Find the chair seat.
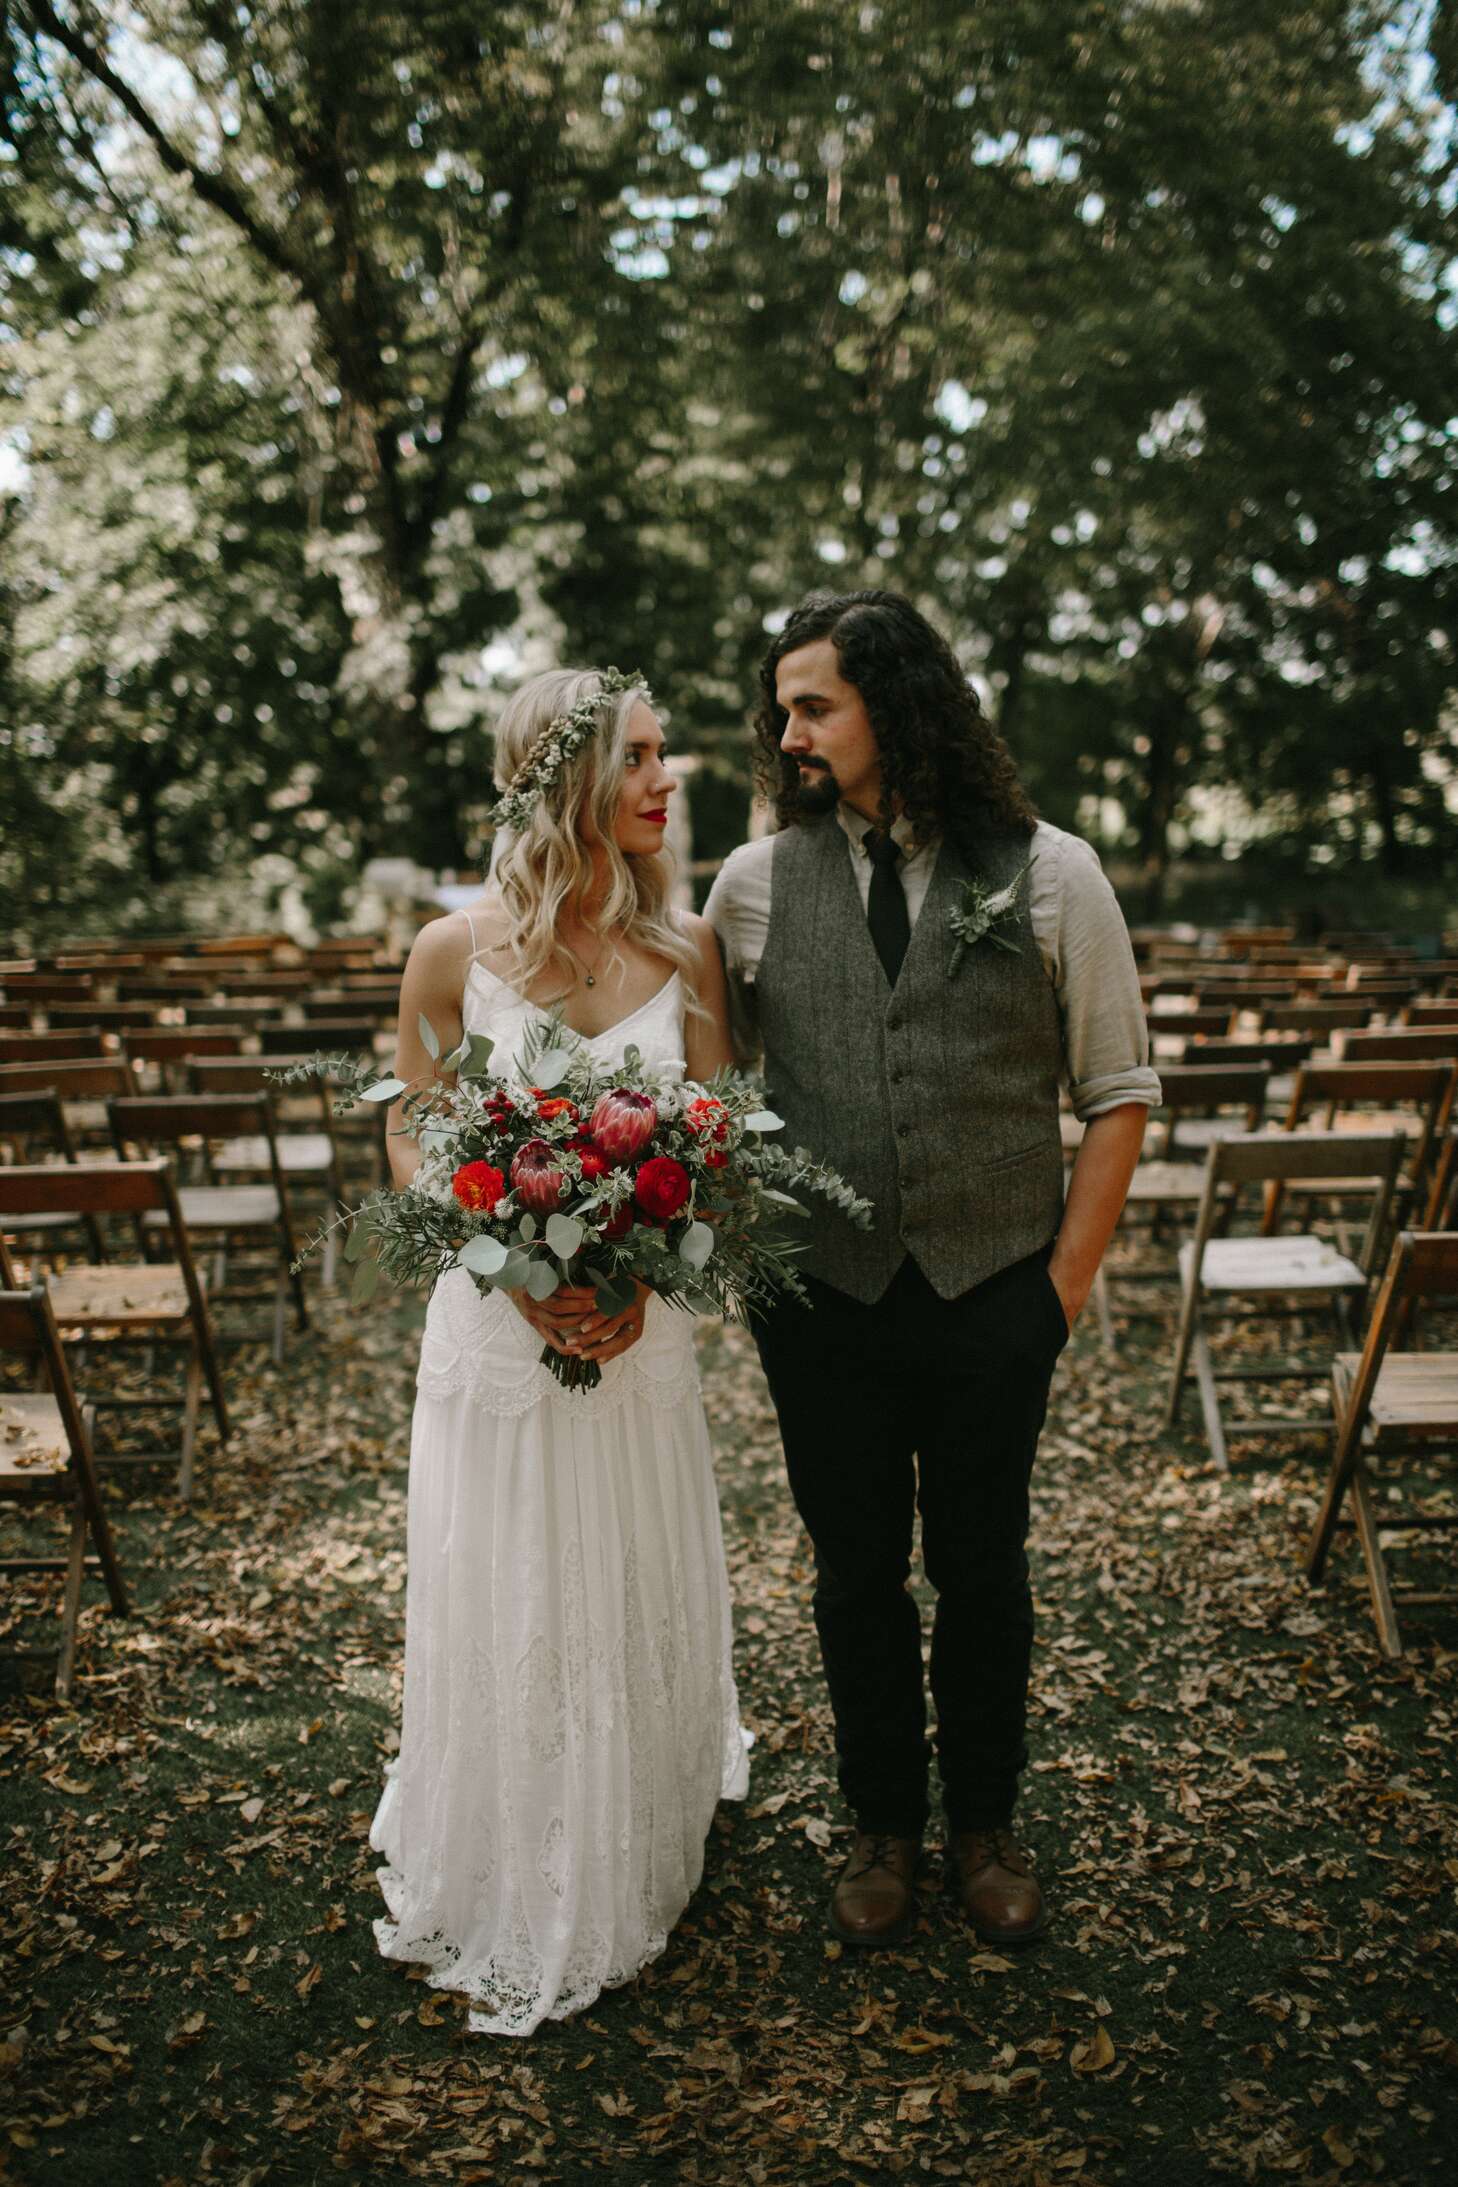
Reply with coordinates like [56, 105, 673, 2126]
[47, 1262, 195, 1328]
[143, 1185, 280, 1231]
[2, 1209, 88, 1233]
[60, 1100, 109, 1134]
[1180, 1234, 1367, 1293]
[1124, 1160, 1206, 1204]
[1332, 1349, 1458, 1435]
[1166, 1117, 1258, 1151]
[212, 1132, 334, 1175]
[0, 1394, 68, 1479]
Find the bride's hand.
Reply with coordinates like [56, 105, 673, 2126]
[512, 1280, 652, 1364]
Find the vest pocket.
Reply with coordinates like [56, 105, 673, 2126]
[976, 1138, 1053, 1175]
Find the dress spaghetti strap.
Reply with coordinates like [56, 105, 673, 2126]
[461, 906, 481, 962]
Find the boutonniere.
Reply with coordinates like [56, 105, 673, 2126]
[948, 856, 1036, 978]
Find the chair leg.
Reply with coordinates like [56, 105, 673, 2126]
[272, 1272, 287, 1366]
[55, 1499, 88, 1702]
[1305, 1441, 1355, 1584]
[289, 1251, 308, 1332]
[78, 1405, 128, 1615]
[180, 1345, 203, 1505]
[1350, 1462, 1403, 1658]
[1192, 1319, 1230, 1472]
[1163, 1272, 1202, 1429]
[1092, 1264, 1115, 1355]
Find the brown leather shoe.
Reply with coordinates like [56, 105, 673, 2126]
[948, 1826, 1047, 1945]
[829, 1831, 921, 1946]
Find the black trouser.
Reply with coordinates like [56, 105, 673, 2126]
[753, 1247, 1069, 1837]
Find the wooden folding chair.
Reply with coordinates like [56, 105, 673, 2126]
[123, 1026, 248, 1094]
[0, 1284, 128, 1698]
[1405, 1003, 1458, 1030]
[0, 1162, 229, 1501]
[1339, 1027, 1458, 1065]
[1266, 1060, 1457, 1242]
[188, 1057, 345, 1284]
[0, 1057, 139, 1149]
[1305, 1232, 1458, 1657]
[1164, 1131, 1406, 1471]
[0, 1091, 109, 1264]
[109, 1094, 307, 1361]
[0, 1031, 112, 1064]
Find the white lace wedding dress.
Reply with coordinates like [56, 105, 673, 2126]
[370, 956, 750, 2036]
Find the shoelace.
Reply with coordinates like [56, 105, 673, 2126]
[963, 1826, 1027, 1875]
[847, 1833, 911, 1880]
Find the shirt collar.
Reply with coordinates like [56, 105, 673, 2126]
[836, 804, 929, 860]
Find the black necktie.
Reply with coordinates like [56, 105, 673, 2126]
[864, 828, 910, 986]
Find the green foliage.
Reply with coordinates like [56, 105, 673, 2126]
[4, 1, 1456, 936]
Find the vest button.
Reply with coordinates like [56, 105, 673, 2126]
[896, 1117, 910, 1135]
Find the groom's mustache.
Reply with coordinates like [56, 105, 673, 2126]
[792, 755, 832, 772]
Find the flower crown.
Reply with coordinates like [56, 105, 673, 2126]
[488, 667, 651, 834]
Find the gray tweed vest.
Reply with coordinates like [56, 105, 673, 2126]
[756, 818, 1066, 1304]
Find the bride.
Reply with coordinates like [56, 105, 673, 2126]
[370, 666, 750, 2036]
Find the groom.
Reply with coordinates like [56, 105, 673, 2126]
[706, 589, 1158, 1947]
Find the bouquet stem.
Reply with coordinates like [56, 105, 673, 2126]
[540, 1342, 603, 1393]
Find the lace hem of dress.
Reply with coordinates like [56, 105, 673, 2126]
[416, 1270, 702, 1420]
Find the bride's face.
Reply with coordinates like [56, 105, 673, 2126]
[596, 700, 678, 857]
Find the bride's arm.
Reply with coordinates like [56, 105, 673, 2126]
[680, 912, 735, 1081]
[385, 915, 468, 1190]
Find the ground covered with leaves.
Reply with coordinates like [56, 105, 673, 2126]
[2, 1270, 1456, 2187]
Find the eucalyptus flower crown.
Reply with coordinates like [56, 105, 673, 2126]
[488, 667, 652, 834]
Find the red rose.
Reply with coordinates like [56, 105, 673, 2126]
[576, 1144, 611, 1181]
[634, 1155, 692, 1222]
[703, 1149, 728, 1169]
[684, 1096, 730, 1143]
[600, 1202, 633, 1240]
[452, 1160, 506, 1213]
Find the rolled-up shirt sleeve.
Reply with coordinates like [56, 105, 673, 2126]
[1030, 824, 1161, 1120]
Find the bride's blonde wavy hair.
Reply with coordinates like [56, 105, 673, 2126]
[487, 667, 702, 1012]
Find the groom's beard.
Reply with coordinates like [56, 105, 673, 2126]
[789, 757, 840, 818]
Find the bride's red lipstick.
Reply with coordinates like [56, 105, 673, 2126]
[642, 809, 669, 824]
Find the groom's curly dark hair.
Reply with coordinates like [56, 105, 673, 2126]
[753, 589, 1037, 850]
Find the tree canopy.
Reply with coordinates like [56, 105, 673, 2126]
[4, 0, 1455, 932]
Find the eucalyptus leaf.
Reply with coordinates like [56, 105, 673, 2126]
[532, 1046, 574, 1089]
[496, 1248, 532, 1289]
[350, 1255, 380, 1306]
[458, 1031, 496, 1081]
[525, 1258, 560, 1302]
[361, 1077, 407, 1104]
[418, 1012, 440, 1061]
[762, 1187, 806, 1213]
[518, 1213, 538, 1243]
[678, 1220, 716, 1271]
[457, 1233, 509, 1275]
[545, 1212, 584, 1261]
[343, 1220, 369, 1264]
[742, 1108, 784, 1132]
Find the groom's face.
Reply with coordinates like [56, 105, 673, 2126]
[775, 638, 883, 821]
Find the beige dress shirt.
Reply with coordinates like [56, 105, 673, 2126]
[704, 807, 1161, 1121]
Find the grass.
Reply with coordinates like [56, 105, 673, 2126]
[2, 1254, 1456, 2187]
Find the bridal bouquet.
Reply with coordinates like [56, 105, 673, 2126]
[273, 1013, 872, 1391]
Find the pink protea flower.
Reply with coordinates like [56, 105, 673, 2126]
[510, 1138, 568, 1212]
[588, 1088, 658, 1164]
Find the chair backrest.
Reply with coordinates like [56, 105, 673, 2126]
[1148, 1007, 1232, 1040]
[1286, 1058, 1452, 1112]
[0, 1006, 31, 1029]
[0, 1156, 174, 1216]
[0, 1032, 112, 1064]
[1339, 1026, 1458, 1064]
[0, 1058, 138, 1100]
[256, 1019, 380, 1053]
[1196, 984, 1297, 1009]
[1154, 1064, 1272, 1114]
[43, 1002, 160, 1029]
[3, 975, 93, 1002]
[124, 1028, 249, 1065]
[0, 1089, 79, 1159]
[1260, 1003, 1373, 1035]
[1404, 1002, 1458, 1028]
[109, 1093, 278, 1147]
[1180, 1038, 1314, 1070]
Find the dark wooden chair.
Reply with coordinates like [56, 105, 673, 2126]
[0, 1091, 108, 1264]
[1164, 1131, 1405, 1471]
[123, 1026, 249, 1094]
[0, 1032, 112, 1065]
[0, 1162, 229, 1501]
[0, 1284, 129, 1698]
[1306, 1232, 1458, 1657]
[1267, 1060, 1457, 1244]
[108, 1094, 307, 1361]
[1338, 1026, 1458, 1065]
[189, 1058, 345, 1284]
[0, 1057, 140, 1147]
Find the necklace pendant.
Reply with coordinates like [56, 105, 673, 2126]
[585, 972, 595, 987]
